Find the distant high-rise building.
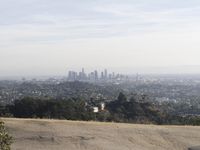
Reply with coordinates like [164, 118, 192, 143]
[77, 68, 86, 80]
[101, 72, 104, 79]
[92, 72, 95, 79]
[109, 74, 112, 80]
[68, 71, 72, 80]
[104, 69, 108, 79]
[94, 70, 98, 80]
[90, 72, 95, 80]
[78, 72, 82, 80]
[68, 71, 77, 81]
[82, 68, 85, 74]
[112, 72, 115, 79]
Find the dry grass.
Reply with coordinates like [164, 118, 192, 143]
[1, 118, 200, 150]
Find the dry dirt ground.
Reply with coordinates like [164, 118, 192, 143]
[1, 118, 200, 150]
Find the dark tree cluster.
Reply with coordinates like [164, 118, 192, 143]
[107, 92, 166, 124]
[8, 98, 95, 121]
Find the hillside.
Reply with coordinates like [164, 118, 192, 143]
[2, 118, 200, 150]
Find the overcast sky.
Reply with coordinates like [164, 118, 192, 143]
[1, 0, 200, 76]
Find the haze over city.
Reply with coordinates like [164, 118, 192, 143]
[1, 0, 200, 76]
[1, 1, 200, 150]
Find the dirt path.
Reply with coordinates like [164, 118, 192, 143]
[2, 118, 200, 150]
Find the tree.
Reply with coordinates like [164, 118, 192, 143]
[117, 92, 127, 103]
[0, 121, 12, 150]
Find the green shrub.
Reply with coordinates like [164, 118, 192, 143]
[0, 121, 12, 150]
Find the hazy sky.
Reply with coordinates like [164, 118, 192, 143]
[1, 0, 200, 76]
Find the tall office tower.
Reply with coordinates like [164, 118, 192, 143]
[78, 72, 82, 80]
[90, 72, 95, 81]
[101, 72, 104, 79]
[71, 71, 77, 81]
[112, 72, 115, 79]
[82, 68, 85, 74]
[68, 71, 72, 80]
[68, 71, 75, 80]
[104, 69, 108, 79]
[75, 72, 78, 80]
[81, 68, 87, 80]
[109, 74, 112, 80]
[94, 70, 98, 80]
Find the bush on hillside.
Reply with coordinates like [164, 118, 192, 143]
[0, 121, 12, 150]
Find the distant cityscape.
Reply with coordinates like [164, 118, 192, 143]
[67, 68, 129, 81]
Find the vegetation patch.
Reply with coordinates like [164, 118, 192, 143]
[0, 121, 12, 150]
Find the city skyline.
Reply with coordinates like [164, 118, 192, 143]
[67, 68, 128, 81]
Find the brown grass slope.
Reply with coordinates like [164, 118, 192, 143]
[1, 118, 200, 150]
